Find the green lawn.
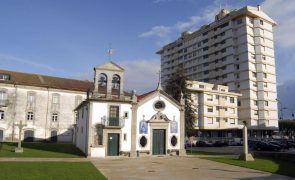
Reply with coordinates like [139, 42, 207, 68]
[0, 162, 106, 180]
[0, 142, 85, 158]
[203, 155, 295, 178]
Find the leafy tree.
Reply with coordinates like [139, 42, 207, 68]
[164, 69, 197, 136]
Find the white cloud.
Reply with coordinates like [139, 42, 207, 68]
[139, 26, 172, 38]
[139, 2, 226, 46]
[0, 53, 62, 72]
[262, 0, 295, 48]
[120, 59, 160, 94]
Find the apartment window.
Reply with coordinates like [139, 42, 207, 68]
[251, 54, 255, 59]
[207, 106, 213, 113]
[75, 95, 83, 107]
[236, 73, 240, 79]
[230, 97, 235, 103]
[27, 112, 34, 121]
[0, 74, 10, 81]
[249, 18, 254, 24]
[221, 48, 226, 53]
[207, 117, 213, 124]
[207, 94, 213, 101]
[0, 110, 4, 120]
[202, 39, 208, 43]
[254, 100, 258, 106]
[0, 90, 7, 102]
[262, 55, 266, 60]
[236, 82, 240, 88]
[198, 42, 202, 47]
[229, 108, 235, 114]
[238, 100, 241, 106]
[230, 118, 235, 124]
[216, 95, 219, 99]
[52, 113, 58, 122]
[254, 110, 258, 116]
[216, 117, 220, 122]
[264, 82, 268, 88]
[253, 82, 257, 87]
[252, 72, 257, 78]
[27, 92, 35, 106]
[263, 73, 267, 78]
[262, 46, 266, 51]
[260, 20, 264, 25]
[237, 18, 242, 24]
[236, 64, 240, 70]
[265, 101, 269, 106]
[199, 85, 205, 88]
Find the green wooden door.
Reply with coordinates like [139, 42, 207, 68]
[107, 133, 119, 156]
[152, 129, 166, 155]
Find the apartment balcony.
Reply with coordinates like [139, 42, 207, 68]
[0, 99, 8, 107]
[101, 116, 125, 128]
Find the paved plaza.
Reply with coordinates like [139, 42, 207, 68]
[91, 156, 292, 180]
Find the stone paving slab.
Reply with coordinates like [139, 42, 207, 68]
[90, 156, 293, 180]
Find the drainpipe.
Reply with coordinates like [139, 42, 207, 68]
[12, 83, 18, 142]
[44, 87, 50, 141]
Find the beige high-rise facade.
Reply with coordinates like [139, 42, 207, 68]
[158, 6, 278, 135]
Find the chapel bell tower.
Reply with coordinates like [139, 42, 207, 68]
[93, 61, 125, 99]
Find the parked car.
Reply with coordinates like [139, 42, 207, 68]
[195, 140, 213, 147]
[213, 140, 228, 147]
[253, 141, 281, 151]
[269, 141, 289, 150]
[185, 141, 195, 148]
[248, 140, 260, 149]
[228, 140, 242, 146]
[287, 140, 295, 148]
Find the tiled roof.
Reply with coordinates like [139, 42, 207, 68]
[0, 69, 93, 92]
[137, 90, 156, 101]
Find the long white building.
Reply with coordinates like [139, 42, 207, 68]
[0, 69, 90, 142]
[158, 6, 278, 136]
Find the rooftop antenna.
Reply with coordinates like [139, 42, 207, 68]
[157, 70, 162, 90]
[108, 44, 114, 61]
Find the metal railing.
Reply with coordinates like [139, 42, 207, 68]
[101, 116, 125, 127]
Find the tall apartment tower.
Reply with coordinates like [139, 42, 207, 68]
[157, 6, 278, 135]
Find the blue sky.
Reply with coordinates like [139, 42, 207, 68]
[0, 0, 295, 97]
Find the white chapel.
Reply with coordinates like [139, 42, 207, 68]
[74, 61, 186, 157]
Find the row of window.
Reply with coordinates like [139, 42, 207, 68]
[0, 91, 83, 106]
[207, 106, 236, 114]
[0, 110, 61, 122]
[207, 117, 236, 124]
[206, 95, 235, 103]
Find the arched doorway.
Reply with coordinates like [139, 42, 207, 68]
[24, 130, 34, 142]
[50, 130, 58, 142]
[0, 130, 3, 142]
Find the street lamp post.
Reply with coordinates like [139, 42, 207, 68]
[277, 99, 287, 120]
